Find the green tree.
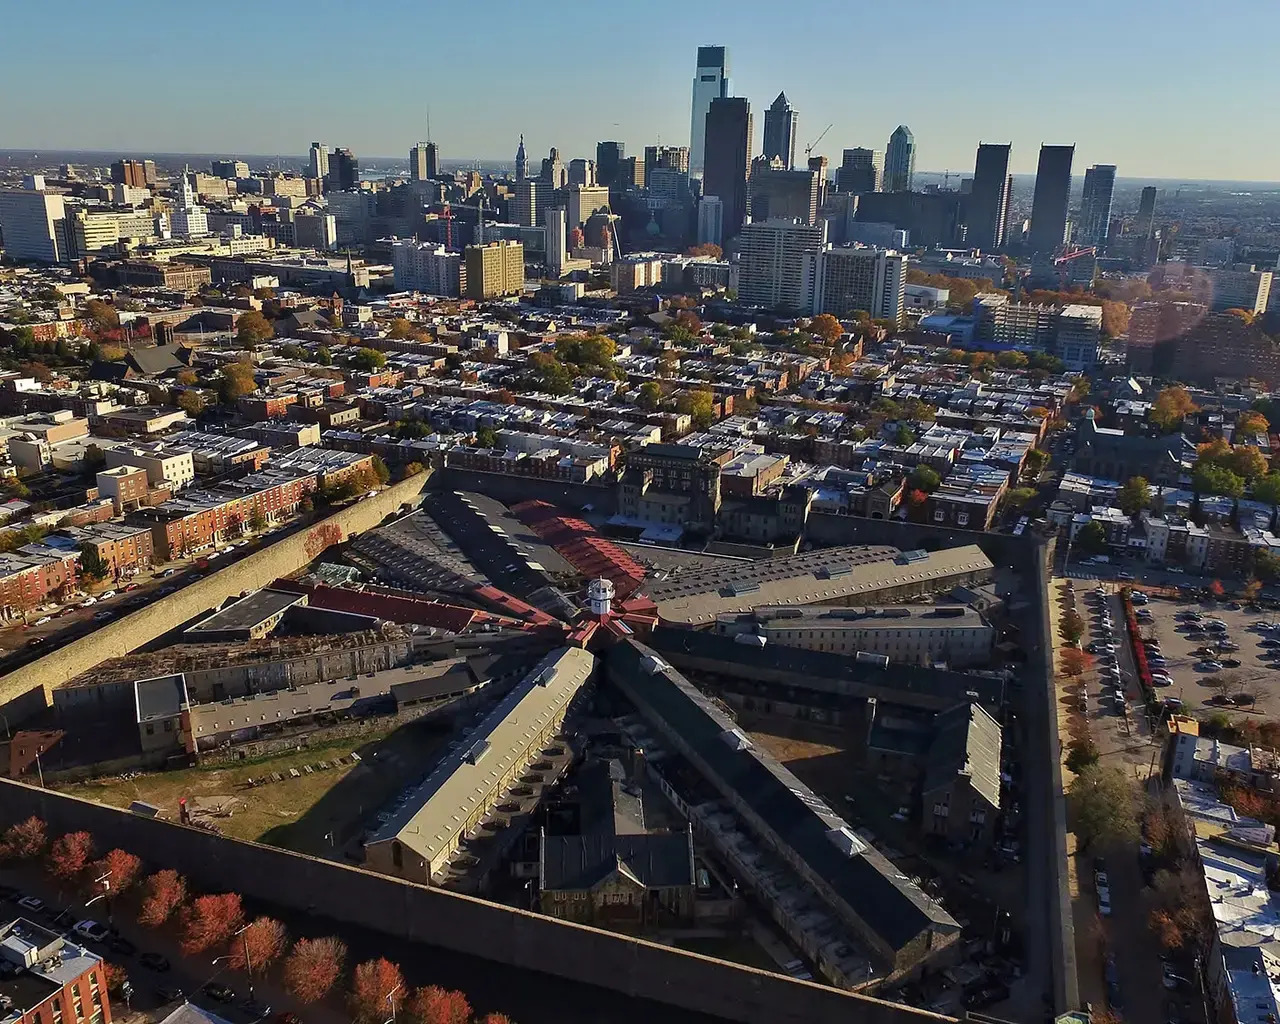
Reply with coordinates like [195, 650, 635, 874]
[676, 389, 716, 428]
[78, 544, 109, 581]
[249, 507, 268, 533]
[1118, 476, 1152, 516]
[995, 350, 1028, 369]
[350, 347, 387, 371]
[1075, 520, 1109, 556]
[385, 318, 412, 340]
[1192, 462, 1245, 499]
[1004, 486, 1037, 509]
[177, 391, 204, 417]
[236, 310, 274, 346]
[893, 423, 916, 445]
[1060, 608, 1086, 644]
[1254, 473, 1280, 510]
[1068, 765, 1139, 850]
[218, 361, 257, 404]
[907, 465, 941, 493]
[474, 426, 498, 448]
[1150, 386, 1198, 432]
[1065, 738, 1100, 774]
[370, 456, 391, 485]
[315, 346, 332, 365]
[636, 381, 663, 411]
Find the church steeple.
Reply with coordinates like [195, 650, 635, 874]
[515, 134, 528, 182]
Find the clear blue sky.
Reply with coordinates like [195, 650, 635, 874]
[1, 0, 1273, 181]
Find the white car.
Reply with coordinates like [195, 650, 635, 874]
[72, 920, 108, 942]
[99, 590, 117, 600]
[1097, 889, 1112, 916]
[34, 616, 51, 626]
[80, 596, 97, 607]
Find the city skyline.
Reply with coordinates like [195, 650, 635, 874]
[1, 0, 1276, 182]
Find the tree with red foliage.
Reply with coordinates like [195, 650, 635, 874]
[178, 893, 244, 955]
[1060, 648, 1094, 678]
[90, 849, 142, 897]
[1209, 579, 1225, 598]
[304, 521, 343, 559]
[283, 936, 346, 1004]
[349, 958, 404, 1023]
[137, 870, 186, 927]
[407, 986, 472, 1024]
[103, 962, 130, 998]
[228, 917, 288, 978]
[480, 1015, 514, 1024]
[0, 816, 47, 860]
[46, 832, 94, 888]
[674, 309, 702, 334]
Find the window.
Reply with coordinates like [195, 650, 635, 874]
[391, 841, 403, 869]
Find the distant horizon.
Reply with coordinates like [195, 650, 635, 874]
[2, 149, 1278, 190]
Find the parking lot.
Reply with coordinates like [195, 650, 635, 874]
[1127, 594, 1280, 718]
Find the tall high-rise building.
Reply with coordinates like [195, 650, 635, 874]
[409, 143, 430, 182]
[308, 143, 329, 182]
[464, 240, 524, 299]
[425, 142, 439, 179]
[515, 135, 528, 182]
[762, 92, 798, 170]
[1028, 144, 1075, 253]
[884, 126, 916, 193]
[328, 149, 359, 191]
[1078, 164, 1116, 247]
[211, 159, 249, 180]
[512, 179, 541, 228]
[697, 196, 724, 247]
[546, 207, 567, 277]
[703, 96, 752, 242]
[568, 159, 596, 187]
[392, 241, 463, 296]
[596, 142, 625, 188]
[737, 218, 827, 310]
[749, 166, 820, 225]
[806, 244, 908, 324]
[644, 145, 690, 180]
[689, 45, 730, 177]
[966, 143, 1012, 250]
[111, 159, 147, 189]
[618, 157, 645, 190]
[171, 170, 208, 238]
[836, 149, 882, 194]
[0, 176, 69, 263]
[568, 185, 610, 230]
[808, 155, 829, 206]
[541, 148, 566, 189]
[1134, 186, 1158, 240]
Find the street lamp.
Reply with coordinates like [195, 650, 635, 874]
[232, 923, 255, 1001]
[85, 873, 112, 925]
[382, 981, 403, 1024]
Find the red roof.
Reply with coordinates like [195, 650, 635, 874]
[512, 500, 647, 599]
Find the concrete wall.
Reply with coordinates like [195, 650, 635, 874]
[805, 511, 1035, 568]
[0, 780, 955, 1024]
[434, 467, 615, 515]
[0, 473, 431, 725]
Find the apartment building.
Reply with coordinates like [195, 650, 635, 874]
[0, 917, 114, 1024]
[0, 176, 69, 263]
[464, 240, 524, 299]
[105, 444, 196, 489]
[736, 219, 826, 311]
[806, 244, 908, 324]
[391, 241, 464, 297]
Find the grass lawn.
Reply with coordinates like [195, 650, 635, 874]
[55, 730, 395, 847]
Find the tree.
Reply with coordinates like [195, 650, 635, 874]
[1255, 472, 1280, 509]
[351, 347, 388, 371]
[1075, 520, 1109, 556]
[1191, 462, 1244, 499]
[386, 318, 413, 340]
[1004, 487, 1036, 509]
[893, 423, 916, 445]
[78, 544, 110, 582]
[315, 346, 332, 365]
[0, 816, 46, 860]
[228, 916, 288, 977]
[178, 893, 244, 955]
[218, 361, 257, 403]
[1118, 476, 1152, 516]
[236, 311, 274, 346]
[1065, 737, 1100, 774]
[46, 831, 94, 887]
[809, 314, 844, 345]
[1060, 609, 1086, 645]
[1149, 909, 1187, 951]
[284, 936, 347, 1004]
[350, 958, 405, 1024]
[907, 465, 940, 493]
[676, 389, 715, 428]
[177, 391, 204, 417]
[686, 243, 722, 259]
[474, 426, 498, 448]
[1148, 867, 1210, 950]
[1256, 549, 1280, 583]
[1238, 410, 1270, 439]
[995, 350, 1028, 369]
[91, 849, 141, 896]
[636, 381, 662, 411]
[1068, 764, 1139, 850]
[1023, 448, 1050, 476]
[1100, 299, 1130, 339]
[1061, 648, 1093, 678]
[249, 506, 268, 533]
[103, 962, 129, 999]
[407, 986, 472, 1024]
[83, 299, 120, 332]
[137, 870, 186, 927]
[1244, 578, 1263, 602]
[1227, 446, 1268, 480]
[479, 1016, 514, 1024]
[1150, 386, 1198, 431]
[1209, 578, 1225, 599]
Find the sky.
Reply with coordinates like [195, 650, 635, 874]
[1, 0, 1276, 182]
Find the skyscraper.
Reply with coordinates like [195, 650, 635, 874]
[0, 176, 68, 263]
[1134, 186, 1158, 240]
[689, 45, 730, 177]
[966, 143, 1012, 250]
[541, 148, 566, 189]
[749, 165, 820, 225]
[546, 207, 567, 277]
[328, 149, 359, 191]
[568, 159, 596, 187]
[737, 219, 827, 310]
[308, 142, 329, 182]
[515, 135, 528, 182]
[703, 97, 752, 242]
[644, 146, 690, 180]
[1078, 164, 1116, 247]
[111, 159, 147, 189]
[1028, 144, 1075, 253]
[425, 142, 440, 180]
[697, 196, 724, 247]
[884, 126, 916, 193]
[409, 143, 430, 182]
[596, 142, 625, 188]
[762, 92, 798, 170]
[836, 149, 881, 194]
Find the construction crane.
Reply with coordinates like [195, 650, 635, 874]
[804, 123, 834, 160]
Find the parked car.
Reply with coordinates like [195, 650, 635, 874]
[156, 986, 184, 1003]
[204, 982, 236, 1003]
[1097, 889, 1112, 916]
[139, 953, 170, 972]
[99, 590, 116, 600]
[107, 935, 136, 957]
[33, 616, 51, 626]
[72, 920, 108, 943]
[1200, 660, 1224, 671]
